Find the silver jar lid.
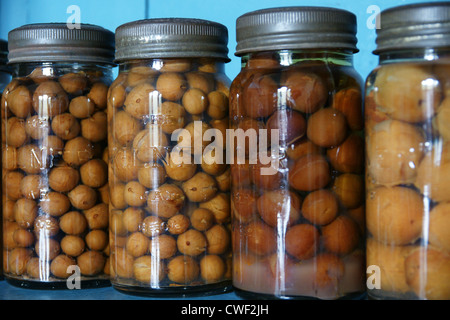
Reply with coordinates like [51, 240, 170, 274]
[374, 2, 450, 54]
[114, 18, 230, 62]
[235, 6, 358, 56]
[7, 23, 115, 65]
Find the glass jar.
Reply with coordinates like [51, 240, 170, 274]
[1, 39, 12, 279]
[230, 7, 366, 300]
[109, 18, 232, 296]
[2, 23, 115, 289]
[365, 2, 450, 300]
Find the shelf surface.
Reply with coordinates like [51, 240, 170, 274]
[0, 279, 242, 300]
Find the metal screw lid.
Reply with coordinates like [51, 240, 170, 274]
[114, 18, 230, 62]
[7, 23, 115, 65]
[235, 6, 358, 56]
[374, 2, 450, 54]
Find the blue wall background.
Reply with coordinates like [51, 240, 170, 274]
[0, 0, 445, 81]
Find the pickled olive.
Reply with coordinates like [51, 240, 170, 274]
[41, 135, 64, 157]
[332, 173, 364, 209]
[110, 210, 127, 237]
[250, 159, 283, 191]
[123, 181, 147, 207]
[33, 215, 60, 237]
[199, 193, 230, 224]
[113, 110, 143, 145]
[122, 207, 145, 233]
[111, 247, 134, 279]
[8, 248, 32, 275]
[149, 234, 177, 259]
[68, 185, 97, 210]
[6, 85, 33, 118]
[83, 203, 109, 230]
[69, 96, 96, 119]
[48, 165, 80, 192]
[186, 71, 214, 93]
[367, 120, 425, 186]
[156, 72, 187, 101]
[256, 190, 301, 227]
[110, 183, 127, 209]
[244, 221, 276, 256]
[126, 232, 150, 257]
[285, 224, 320, 260]
[17, 143, 48, 174]
[404, 247, 450, 300]
[288, 154, 331, 192]
[19, 174, 43, 200]
[133, 127, 168, 162]
[59, 72, 88, 95]
[283, 70, 328, 114]
[167, 214, 190, 235]
[332, 87, 363, 131]
[87, 82, 109, 109]
[182, 172, 218, 202]
[321, 215, 360, 255]
[167, 255, 199, 284]
[374, 64, 442, 123]
[182, 88, 208, 115]
[61, 235, 85, 257]
[133, 256, 165, 283]
[141, 215, 165, 238]
[6, 117, 28, 148]
[207, 90, 228, 119]
[215, 167, 230, 192]
[306, 108, 348, 148]
[160, 59, 192, 73]
[112, 148, 140, 182]
[80, 111, 107, 142]
[232, 188, 258, 223]
[3, 145, 18, 171]
[366, 186, 424, 245]
[177, 229, 207, 256]
[243, 74, 278, 118]
[301, 189, 339, 225]
[266, 109, 306, 144]
[137, 162, 167, 189]
[147, 184, 185, 219]
[366, 238, 415, 293]
[77, 250, 106, 276]
[35, 238, 61, 260]
[190, 208, 215, 231]
[124, 83, 156, 119]
[50, 255, 76, 279]
[158, 101, 186, 134]
[59, 211, 88, 235]
[429, 202, 450, 252]
[79, 159, 108, 188]
[4, 171, 24, 200]
[200, 255, 226, 282]
[414, 143, 450, 202]
[326, 133, 364, 174]
[62, 136, 95, 166]
[14, 198, 38, 229]
[13, 228, 35, 248]
[109, 84, 126, 108]
[32, 81, 69, 117]
[25, 115, 51, 140]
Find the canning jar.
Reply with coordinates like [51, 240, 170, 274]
[230, 7, 366, 300]
[1, 39, 11, 279]
[365, 2, 450, 300]
[2, 23, 115, 289]
[108, 18, 232, 296]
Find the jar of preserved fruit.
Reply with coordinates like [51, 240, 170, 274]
[1, 39, 12, 279]
[2, 23, 115, 288]
[109, 18, 232, 296]
[230, 7, 366, 300]
[365, 2, 450, 300]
